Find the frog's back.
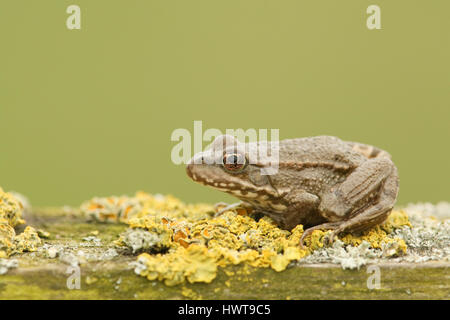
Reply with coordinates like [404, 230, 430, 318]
[279, 135, 363, 167]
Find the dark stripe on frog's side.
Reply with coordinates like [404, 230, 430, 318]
[276, 161, 355, 172]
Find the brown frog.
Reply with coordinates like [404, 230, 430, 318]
[186, 135, 399, 246]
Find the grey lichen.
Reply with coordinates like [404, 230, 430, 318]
[0, 258, 18, 275]
[101, 248, 119, 260]
[47, 247, 60, 259]
[403, 202, 450, 220]
[298, 202, 450, 269]
[59, 252, 80, 267]
[118, 228, 171, 254]
[391, 202, 450, 263]
[40, 244, 64, 259]
[299, 240, 382, 269]
[132, 254, 148, 275]
[81, 236, 102, 247]
[59, 248, 120, 265]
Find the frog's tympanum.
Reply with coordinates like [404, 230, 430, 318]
[186, 135, 399, 246]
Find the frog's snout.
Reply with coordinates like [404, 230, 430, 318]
[186, 161, 195, 179]
[186, 154, 203, 181]
[186, 159, 195, 179]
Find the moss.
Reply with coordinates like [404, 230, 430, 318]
[44, 221, 127, 242]
[0, 263, 448, 300]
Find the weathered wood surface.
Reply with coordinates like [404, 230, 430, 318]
[0, 208, 448, 300]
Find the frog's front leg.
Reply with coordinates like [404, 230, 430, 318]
[279, 191, 321, 230]
[301, 157, 399, 246]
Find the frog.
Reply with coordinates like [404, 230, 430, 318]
[186, 135, 399, 247]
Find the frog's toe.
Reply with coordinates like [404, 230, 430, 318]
[214, 202, 230, 211]
[213, 201, 243, 217]
[299, 222, 342, 249]
[324, 229, 342, 245]
[299, 229, 314, 249]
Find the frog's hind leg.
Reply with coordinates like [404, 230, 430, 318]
[308, 157, 399, 245]
[324, 178, 397, 245]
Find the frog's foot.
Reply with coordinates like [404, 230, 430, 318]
[323, 226, 346, 245]
[299, 222, 342, 249]
[213, 202, 244, 217]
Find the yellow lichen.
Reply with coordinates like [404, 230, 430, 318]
[381, 210, 412, 234]
[85, 276, 99, 285]
[136, 244, 217, 286]
[0, 219, 16, 258]
[0, 188, 43, 258]
[81, 193, 214, 224]
[81, 192, 412, 285]
[0, 187, 25, 228]
[339, 212, 410, 255]
[80, 195, 142, 223]
[12, 226, 43, 254]
[181, 287, 202, 300]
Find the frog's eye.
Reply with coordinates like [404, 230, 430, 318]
[222, 153, 247, 173]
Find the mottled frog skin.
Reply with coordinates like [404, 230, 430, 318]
[186, 135, 399, 245]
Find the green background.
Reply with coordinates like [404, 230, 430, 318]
[1, 1, 448, 207]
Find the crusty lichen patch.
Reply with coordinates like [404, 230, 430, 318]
[0, 195, 446, 299]
[0, 219, 16, 258]
[0, 187, 25, 228]
[134, 244, 217, 286]
[80, 195, 142, 223]
[0, 188, 43, 259]
[391, 203, 449, 262]
[300, 206, 449, 268]
[81, 192, 212, 223]
[82, 192, 415, 286]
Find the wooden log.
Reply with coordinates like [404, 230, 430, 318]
[0, 208, 448, 300]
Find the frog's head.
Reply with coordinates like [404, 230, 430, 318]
[186, 135, 279, 201]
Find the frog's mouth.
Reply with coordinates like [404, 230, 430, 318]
[186, 162, 241, 191]
[187, 162, 288, 214]
[186, 162, 284, 206]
